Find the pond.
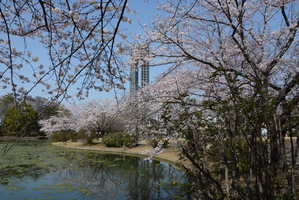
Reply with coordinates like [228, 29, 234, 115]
[0, 140, 192, 200]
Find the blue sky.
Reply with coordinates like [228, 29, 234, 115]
[0, 0, 164, 105]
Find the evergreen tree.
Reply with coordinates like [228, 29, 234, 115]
[3, 103, 39, 136]
[0, 93, 15, 123]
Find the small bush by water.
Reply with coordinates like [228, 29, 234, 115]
[102, 132, 137, 147]
[148, 138, 169, 148]
[76, 129, 99, 145]
[50, 132, 73, 142]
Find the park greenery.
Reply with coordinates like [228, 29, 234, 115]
[102, 132, 138, 148]
[2, 103, 39, 136]
[0, 0, 298, 200]
[0, 94, 60, 137]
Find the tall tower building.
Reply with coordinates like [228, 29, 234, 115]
[130, 62, 139, 94]
[141, 61, 149, 88]
[141, 43, 149, 88]
[130, 42, 150, 94]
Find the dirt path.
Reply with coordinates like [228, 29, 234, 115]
[52, 141, 182, 165]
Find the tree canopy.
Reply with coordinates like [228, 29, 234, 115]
[125, 0, 299, 199]
[0, 0, 129, 101]
[2, 103, 39, 136]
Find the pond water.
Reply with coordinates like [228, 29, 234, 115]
[0, 141, 192, 200]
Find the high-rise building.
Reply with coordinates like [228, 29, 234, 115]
[130, 62, 139, 94]
[141, 60, 149, 88]
[130, 42, 149, 94]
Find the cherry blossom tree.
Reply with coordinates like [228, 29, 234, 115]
[124, 68, 202, 138]
[39, 99, 124, 142]
[74, 99, 124, 135]
[132, 0, 299, 199]
[0, 0, 130, 102]
[39, 108, 75, 134]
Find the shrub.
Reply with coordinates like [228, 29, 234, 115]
[148, 138, 169, 148]
[50, 132, 69, 142]
[76, 129, 98, 145]
[102, 132, 138, 148]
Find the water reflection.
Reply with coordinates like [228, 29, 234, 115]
[56, 152, 187, 199]
[0, 141, 191, 200]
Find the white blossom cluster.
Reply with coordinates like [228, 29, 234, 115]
[39, 99, 121, 135]
[0, 0, 131, 101]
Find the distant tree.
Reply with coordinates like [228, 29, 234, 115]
[78, 99, 124, 136]
[25, 96, 61, 120]
[3, 103, 40, 136]
[39, 99, 124, 142]
[0, 94, 61, 134]
[0, 93, 15, 123]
